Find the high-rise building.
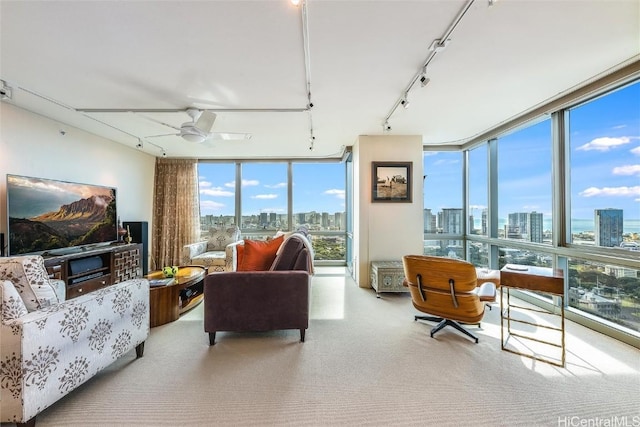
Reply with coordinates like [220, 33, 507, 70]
[423, 208, 434, 232]
[322, 212, 329, 228]
[481, 209, 488, 235]
[260, 212, 268, 227]
[595, 209, 623, 247]
[506, 211, 543, 242]
[441, 208, 463, 234]
[296, 213, 306, 226]
[508, 212, 529, 239]
[335, 212, 344, 230]
[441, 208, 462, 250]
[528, 211, 544, 243]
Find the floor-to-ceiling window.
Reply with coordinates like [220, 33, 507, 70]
[497, 117, 552, 249]
[567, 81, 639, 249]
[423, 151, 463, 258]
[467, 144, 489, 267]
[292, 162, 346, 261]
[197, 162, 236, 239]
[197, 160, 347, 264]
[451, 74, 640, 344]
[240, 163, 289, 234]
[566, 80, 640, 332]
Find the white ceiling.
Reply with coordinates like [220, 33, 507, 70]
[1, 0, 638, 159]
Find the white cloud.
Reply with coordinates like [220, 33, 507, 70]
[200, 200, 226, 210]
[200, 187, 234, 197]
[576, 136, 630, 151]
[579, 186, 640, 197]
[325, 189, 345, 199]
[612, 164, 640, 176]
[199, 180, 212, 188]
[242, 179, 259, 187]
[252, 194, 278, 200]
[224, 181, 235, 188]
[631, 146, 640, 156]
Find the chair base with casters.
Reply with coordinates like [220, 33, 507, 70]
[414, 315, 479, 343]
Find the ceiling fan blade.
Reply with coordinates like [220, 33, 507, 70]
[135, 112, 182, 131]
[209, 132, 252, 141]
[195, 111, 217, 133]
[145, 133, 180, 138]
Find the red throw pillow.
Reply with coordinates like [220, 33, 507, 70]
[238, 235, 284, 271]
[236, 244, 245, 268]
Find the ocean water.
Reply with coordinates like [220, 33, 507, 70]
[487, 218, 640, 234]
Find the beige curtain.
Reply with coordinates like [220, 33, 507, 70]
[151, 159, 200, 270]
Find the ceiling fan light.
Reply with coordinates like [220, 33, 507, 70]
[182, 133, 205, 143]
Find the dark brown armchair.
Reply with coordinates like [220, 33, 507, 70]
[203, 233, 313, 345]
[402, 255, 496, 343]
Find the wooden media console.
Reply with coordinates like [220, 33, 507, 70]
[43, 243, 143, 299]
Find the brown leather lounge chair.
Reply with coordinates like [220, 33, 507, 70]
[402, 255, 496, 343]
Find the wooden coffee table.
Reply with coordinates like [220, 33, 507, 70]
[146, 265, 206, 327]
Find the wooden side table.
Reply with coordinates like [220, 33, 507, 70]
[500, 264, 565, 367]
[146, 266, 206, 328]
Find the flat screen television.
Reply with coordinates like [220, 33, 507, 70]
[6, 174, 118, 256]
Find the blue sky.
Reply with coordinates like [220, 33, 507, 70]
[426, 81, 639, 222]
[198, 162, 345, 217]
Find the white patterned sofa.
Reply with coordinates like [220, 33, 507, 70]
[0, 256, 149, 427]
[182, 226, 241, 272]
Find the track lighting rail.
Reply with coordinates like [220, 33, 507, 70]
[76, 108, 309, 113]
[382, 0, 475, 127]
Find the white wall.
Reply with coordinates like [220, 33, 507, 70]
[353, 135, 424, 288]
[0, 103, 156, 253]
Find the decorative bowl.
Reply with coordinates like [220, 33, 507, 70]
[162, 266, 179, 278]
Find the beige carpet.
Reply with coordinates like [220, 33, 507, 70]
[15, 268, 640, 427]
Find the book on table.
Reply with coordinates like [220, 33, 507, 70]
[148, 278, 175, 287]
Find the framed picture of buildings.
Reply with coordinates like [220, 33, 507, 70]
[372, 161, 412, 203]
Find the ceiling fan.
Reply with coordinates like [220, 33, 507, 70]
[143, 108, 252, 144]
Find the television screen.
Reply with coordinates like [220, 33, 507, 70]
[7, 174, 118, 256]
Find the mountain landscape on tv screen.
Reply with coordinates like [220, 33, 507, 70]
[8, 178, 117, 255]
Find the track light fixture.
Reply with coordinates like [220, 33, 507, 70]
[161, 150, 167, 158]
[400, 93, 410, 109]
[135, 138, 144, 149]
[381, 1, 472, 132]
[419, 67, 430, 88]
[290, 0, 301, 6]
